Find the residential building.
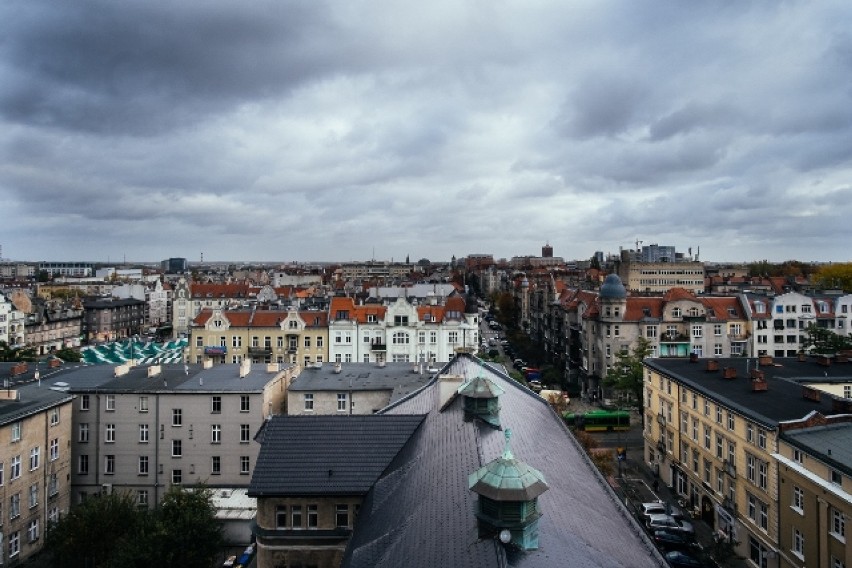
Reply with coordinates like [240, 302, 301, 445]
[23, 299, 84, 355]
[81, 297, 146, 343]
[38, 262, 94, 278]
[189, 308, 328, 366]
[287, 361, 432, 416]
[774, 414, 851, 568]
[643, 355, 850, 564]
[64, 361, 297, 508]
[250, 354, 667, 568]
[0, 362, 74, 565]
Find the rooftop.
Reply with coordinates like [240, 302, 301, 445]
[288, 362, 433, 404]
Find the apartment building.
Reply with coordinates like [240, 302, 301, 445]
[0, 362, 74, 565]
[64, 361, 296, 508]
[189, 308, 328, 367]
[286, 361, 433, 416]
[328, 295, 479, 365]
[81, 296, 146, 342]
[774, 414, 851, 568]
[643, 355, 849, 564]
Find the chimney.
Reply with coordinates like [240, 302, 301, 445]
[114, 364, 130, 377]
[266, 362, 280, 373]
[689, 353, 699, 363]
[705, 360, 719, 372]
[817, 356, 831, 367]
[10, 362, 28, 376]
[147, 365, 162, 378]
[203, 359, 213, 369]
[0, 389, 19, 401]
[758, 355, 773, 366]
[438, 373, 465, 410]
[802, 387, 821, 402]
[750, 369, 767, 392]
[49, 358, 62, 369]
[334, 362, 342, 374]
[723, 367, 737, 379]
[239, 360, 251, 378]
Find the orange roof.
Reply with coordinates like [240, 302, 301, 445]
[662, 288, 698, 303]
[624, 298, 664, 321]
[699, 297, 744, 321]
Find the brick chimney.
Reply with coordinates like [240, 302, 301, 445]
[722, 367, 737, 379]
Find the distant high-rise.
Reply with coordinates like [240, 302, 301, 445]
[161, 257, 188, 274]
[541, 243, 553, 258]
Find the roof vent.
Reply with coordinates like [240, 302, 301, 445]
[147, 365, 162, 378]
[334, 363, 342, 374]
[458, 370, 505, 428]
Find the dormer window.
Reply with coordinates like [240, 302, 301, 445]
[367, 314, 377, 323]
[727, 307, 737, 316]
[672, 308, 682, 318]
[688, 308, 699, 317]
[336, 310, 349, 321]
[212, 319, 223, 328]
[754, 301, 765, 314]
[288, 320, 298, 329]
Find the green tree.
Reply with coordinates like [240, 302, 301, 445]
[155, 485, 224, 568]
[603, 337, 652, 412]
[0, 341, 37, 362]
[54, 347, 82, 362]
[802, 324, 852, 355]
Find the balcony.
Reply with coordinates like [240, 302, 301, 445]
[370, 342, 386, 352]
[723, 459, 736, 477]
[660, 332, 690, 343]
[248, 347, 271, 356]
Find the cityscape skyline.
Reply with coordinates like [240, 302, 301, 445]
[2, 2, 852, 264]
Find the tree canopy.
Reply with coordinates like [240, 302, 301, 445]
[0, 340, 37, 362]
[44, 486, 223, 568]
[603, 337, 652, 411]
[802, 324, 852, 355]
[812, 262, 852, 293]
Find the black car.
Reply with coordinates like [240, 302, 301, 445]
[651, 530, 696, 552]
[664, 550, 703, 567]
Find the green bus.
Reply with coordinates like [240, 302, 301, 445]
[563, 409, 630, 432]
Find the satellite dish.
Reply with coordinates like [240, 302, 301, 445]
[499, 529, 512, 544]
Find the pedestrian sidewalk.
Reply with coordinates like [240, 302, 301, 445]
[614, 459, 749, 568]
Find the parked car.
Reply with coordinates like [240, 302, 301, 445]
[664, 550, 704, 567]
[651, 530, 697, 552]
[646, 514, 694, 535]
[639, 501, 687, 523]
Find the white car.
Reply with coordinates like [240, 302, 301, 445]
[639, 501, 686, 522]
[646, 514, 694, 535]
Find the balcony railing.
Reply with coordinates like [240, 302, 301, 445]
[370, 342, 387, 351]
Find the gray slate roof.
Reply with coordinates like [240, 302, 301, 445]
[782, 422, 852, 473]
[288, 362, 432, 404]
[342, 354, 667, 568]
[644, 357, 846, 428]
[0, 363, 75, 425]
[248, 414, 425, 497]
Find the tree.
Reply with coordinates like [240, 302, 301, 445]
[0, 341, 37, 362]
[802, 324, 852, 355]
[54, 347, 82, 362]
[603, 337, 652, 412]
[813, 262, 852, 293]
[44, 486, 223, 568]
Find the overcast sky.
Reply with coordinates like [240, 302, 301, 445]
[2, 1, 851, 265]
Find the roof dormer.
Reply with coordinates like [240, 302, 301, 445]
[457, 371, 504, 428]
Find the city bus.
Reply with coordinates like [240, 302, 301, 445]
[563, 409, 630, 432]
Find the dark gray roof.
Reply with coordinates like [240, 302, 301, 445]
[782, 422, 852, 474]
[644, 357, 845, 428]
[342, 354, 666, 568]
[0, 363, 74, 426]
[28, 362, 295, 394]
[289, 362, 433, 404]
[248, 414, 425, 497]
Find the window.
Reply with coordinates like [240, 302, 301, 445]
[138, 456, 149, 475]
[240, 424, 251, 443]
[211, 456, 221, 475]
[672, 307, 682, 318]
[105, 395, 115, 411]
[716, 406, 722, 424]
[139, 396, 148, 412]
[692, 418, 698, 442]
[30, 447, 40, 470]
[105, 424, 115, 443]
[11, 455, 21, 479]
[704, 425, 711, 449]
[304, 336, 311, 348]
[317, 336, 323, 348]
[291, 504, 302, 527]
[337, 393, 348, 412]
[240, 396, 250, 412]
[307, 504, 318, 528]
[793, 449, 803, 463]
[80, 395, 90, 411]
[211, 396, 222, 413]
[172, 469, 182, 485]
[139, 424, 149, 443]
[792, 528, 804, 559]
[48, 473, 58, 497]
[746, 424, 754, 443]
[10, 493, 20, 518]
[240, 456, 250, 474]
[79, 423, 89, 443]
[831, 507, 846, 541]
[50, 407, 60, 425]
[276, 506, 288, 528]
[137, 490, 149, 507]
[172, 440, 182, 457]
[692, 324, 702, 337]
[50, 438, 59, 461]
[749, 536, 768, 568]
[10, 530, 19, 558]
[172, 408, 182, 426]
[104, 455, 115, 475]
[78, 454, 89, 475]
[336, 504, 349, 527]
[831, 469, 843, 485]
[304, 393, 314, 411]
[196, 335, 203, 347]
[232, 336, 242, 348]
[757, 461, 767, 490]
[11, 421, 21, 442]
[757, 429, 766, 449]
[727, 411, 735, 431]
[392, 331, 409, 344]
[714, 324, 723, 336]
[792, 486, 804, 513]
[29, 483, 38, 508]
[211, 424, 221, 444]
[646, 325, 657, 338]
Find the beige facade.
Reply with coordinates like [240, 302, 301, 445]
[0, 384, 73, 565]
[255, 495, 361, 568]
[618, 261, 705, 294]
[774, 416, 851, 568]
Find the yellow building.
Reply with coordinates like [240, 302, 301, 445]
[643, 355, 847, 565]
